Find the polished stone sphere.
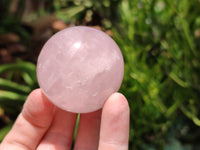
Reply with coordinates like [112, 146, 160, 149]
[37, 26, 124, 113]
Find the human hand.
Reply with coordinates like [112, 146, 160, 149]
[0, 89, 129, 150]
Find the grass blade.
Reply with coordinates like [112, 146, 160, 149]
[0, 78, 31, 94]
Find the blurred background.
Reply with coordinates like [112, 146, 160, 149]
[0, 0, 200, 149]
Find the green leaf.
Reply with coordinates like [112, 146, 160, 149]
[0, 90, 27, 102]
[22, 72, 35, 87]
[59, 5, 85, 18]
[180, 105, 200, 127]
[0, 78, 31, 94]
[0, 61, 37, 83]
[169, 73, 189, 88]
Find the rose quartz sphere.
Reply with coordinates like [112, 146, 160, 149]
[37, 26, 124, 113]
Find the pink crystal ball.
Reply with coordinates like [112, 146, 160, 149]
[37, 26, 124, 113]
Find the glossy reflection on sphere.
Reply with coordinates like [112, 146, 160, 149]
[37, 26, 124, 113]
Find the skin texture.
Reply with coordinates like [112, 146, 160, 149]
[0, 89, 130, 150]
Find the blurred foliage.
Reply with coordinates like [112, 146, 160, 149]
[0, 0, 27, 37]
[0, 61, 37, 140]
[114, 0, 200, 149]
[0, 0, 200, 149]
[54, 0, 121, 28]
